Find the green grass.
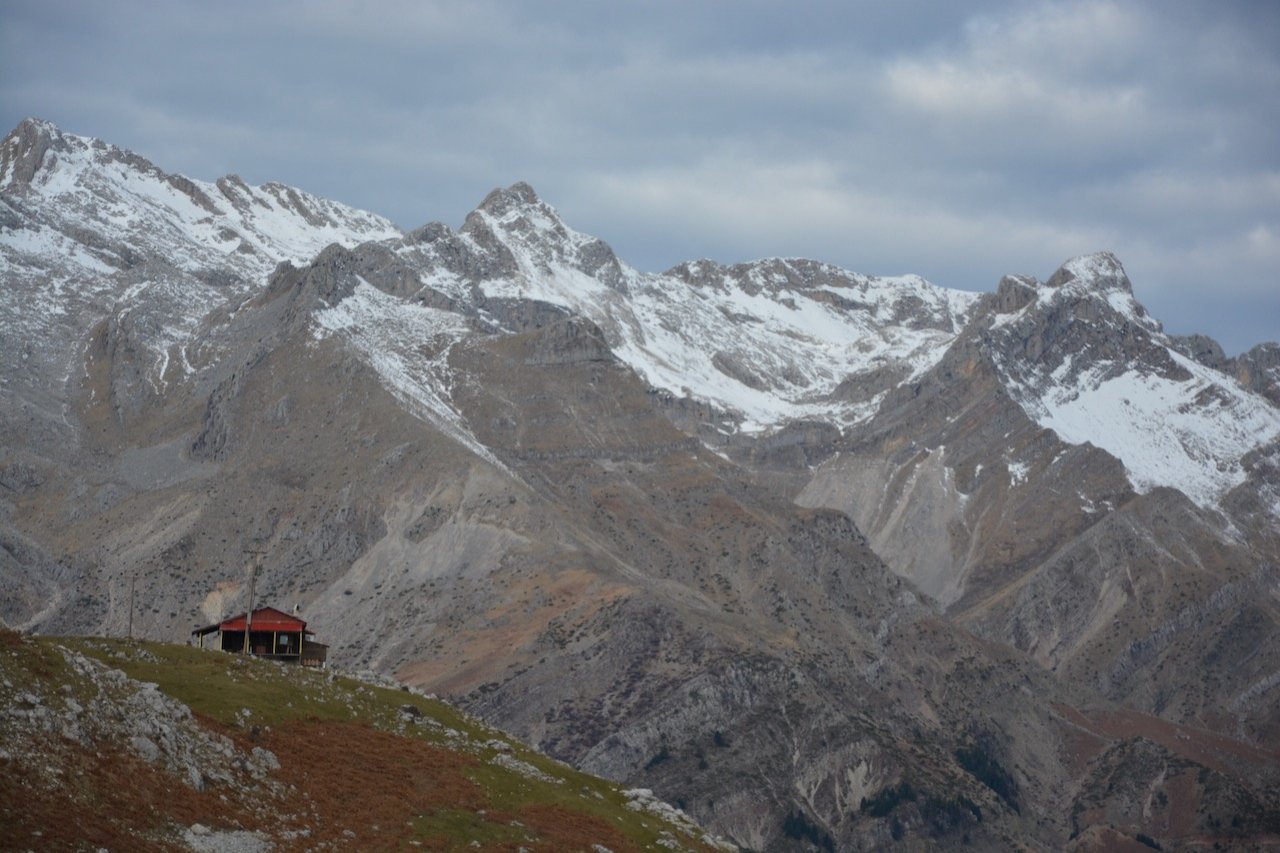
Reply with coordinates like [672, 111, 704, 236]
[460, 760, 680, 846]
[47, 635, 721, 851]
[63, 637, 495, 736]
[5, 631, 76, 690]
[66, 637, 361, 724]
[410, 807, 532, 848]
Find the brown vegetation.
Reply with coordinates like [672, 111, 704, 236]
[0, 739, 250, 852]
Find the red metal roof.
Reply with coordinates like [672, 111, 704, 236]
[218, 606, 307, 632]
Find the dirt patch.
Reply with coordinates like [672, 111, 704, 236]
[517, 802, 641, 852]
[1091, 708, 1277, 776]
[256, 719, 483, 850]
[257, 720, 660, 851]
[1052, 701, 1278, 782]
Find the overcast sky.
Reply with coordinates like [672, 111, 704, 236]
[3, 0, 1277, 352]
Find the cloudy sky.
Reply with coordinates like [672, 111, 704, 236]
[3, 0, 1277, 352]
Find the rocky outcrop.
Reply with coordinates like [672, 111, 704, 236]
[993, 273, 1038, 313]
[1235, 341, 1280, 405]
[523, 316, 615, 365]
[2, 644, 279, 794]
[0, 117, 57, 188]
[1170, 332, 1230, 371]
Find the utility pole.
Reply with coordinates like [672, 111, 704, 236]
[127, 571, 136, 641]
[242, 547, 266, 654]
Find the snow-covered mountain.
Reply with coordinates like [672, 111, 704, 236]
[306, 180, 984, 471]
[342, 181, 1280, 511]
[5, 117, 1274, 513]
[437, 183, 980, 431]
[0, 118, 399, 448]
[979, 252, 1280, 508]
[4, 121, 1280, 851]
[0, 118, 399, 279]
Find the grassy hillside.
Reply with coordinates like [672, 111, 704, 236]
[0, 628, 730, 852]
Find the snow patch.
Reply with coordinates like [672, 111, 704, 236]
[1024, 352, 1280, 507]
[311, 282, 509, 471]
[471, 232, 978, 432]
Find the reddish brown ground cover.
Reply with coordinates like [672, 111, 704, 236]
[0, 740, 252, 852]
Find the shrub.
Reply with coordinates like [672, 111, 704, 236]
[955, 745, 1019, 813]
[782, 809, 835, 852]
[643, 745, 671, 770]
[860, 781, 917, 817]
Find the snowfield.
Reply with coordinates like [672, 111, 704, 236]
[991, 254, 1280, 508]
[1027, 350, 1280, 507]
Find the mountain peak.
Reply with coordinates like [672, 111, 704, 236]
[1, 117, 69, 187]
[475, 181, 544, 217]
[7, 116, 61, 140]
[459, 181, 630, 292]
[1, 117, 169, 199]
[463, 182, 568, 243]
[1045, 251, 1132, 294]
[4, 116, 68, 143]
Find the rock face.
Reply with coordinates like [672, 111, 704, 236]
[1235, 341, 1280, 405]
[3, 120, 1279, 850]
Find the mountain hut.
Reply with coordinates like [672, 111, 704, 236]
[191, 606, 327, 667]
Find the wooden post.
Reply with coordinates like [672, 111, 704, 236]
[296, 604, 304, 661]
[127, 571, 136, 641]
[242, 548, 265, 654]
